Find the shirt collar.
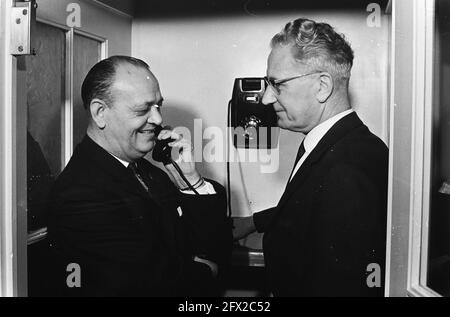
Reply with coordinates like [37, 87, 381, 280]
[109, 152, 131, 168]
[303, 109, 354, 154]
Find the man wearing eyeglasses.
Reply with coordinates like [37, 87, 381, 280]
[234, 18, 388, 297]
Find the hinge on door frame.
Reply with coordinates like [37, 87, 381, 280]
[10, 0, 37, 56]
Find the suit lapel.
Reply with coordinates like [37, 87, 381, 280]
[76, 136, 180, 253]
[78, 136, 159, 202]
[276, 112, 364, 214]
[135, 159, 169, 208]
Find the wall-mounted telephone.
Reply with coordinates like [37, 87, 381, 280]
[152, 125, 175, 165]
[229, 78, 279, 149]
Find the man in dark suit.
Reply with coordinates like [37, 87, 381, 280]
[234, 18, 388, 297]
[46, 56, 231, 296]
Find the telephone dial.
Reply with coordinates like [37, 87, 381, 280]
[230, 78, 279, 149]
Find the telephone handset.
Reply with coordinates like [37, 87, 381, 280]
[152, 125, 201, 195]
[152, 125, 175, 165]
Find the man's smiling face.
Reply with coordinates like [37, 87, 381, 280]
[103, 63, 164, 162]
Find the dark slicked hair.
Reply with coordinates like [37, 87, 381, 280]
[81, 55, 150, 109]
[271, 18, 354, 86]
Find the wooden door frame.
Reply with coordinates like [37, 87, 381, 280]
[386, 0, 441, 297]
[0, 0, 21, 297]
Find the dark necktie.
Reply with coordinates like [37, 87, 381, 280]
[128, 162, 165, 210]
[287, 141, 306, 183]
[128, 162, 151, 192]
[294, 141, 306, 166]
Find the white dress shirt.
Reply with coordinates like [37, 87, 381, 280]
[289, 109, 354, 182]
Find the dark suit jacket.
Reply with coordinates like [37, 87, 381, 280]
[46, 136, 232, 297]
[254, 112, 388, 297]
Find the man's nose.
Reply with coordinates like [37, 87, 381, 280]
[262, 86, 277, 105]
[148, 106, 163, 126]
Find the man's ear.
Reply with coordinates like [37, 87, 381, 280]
[316, 72, 334, 103]
[89, 99, 108, 129]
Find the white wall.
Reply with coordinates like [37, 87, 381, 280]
[132, 11, 390, 235]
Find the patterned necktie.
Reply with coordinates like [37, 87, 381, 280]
[128, 162, 150, 192]
[128, 162, 164, 209]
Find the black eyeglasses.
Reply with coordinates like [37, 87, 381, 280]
[263, 72, 321, 95]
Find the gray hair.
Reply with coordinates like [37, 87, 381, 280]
[271, 18, 354, 88]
